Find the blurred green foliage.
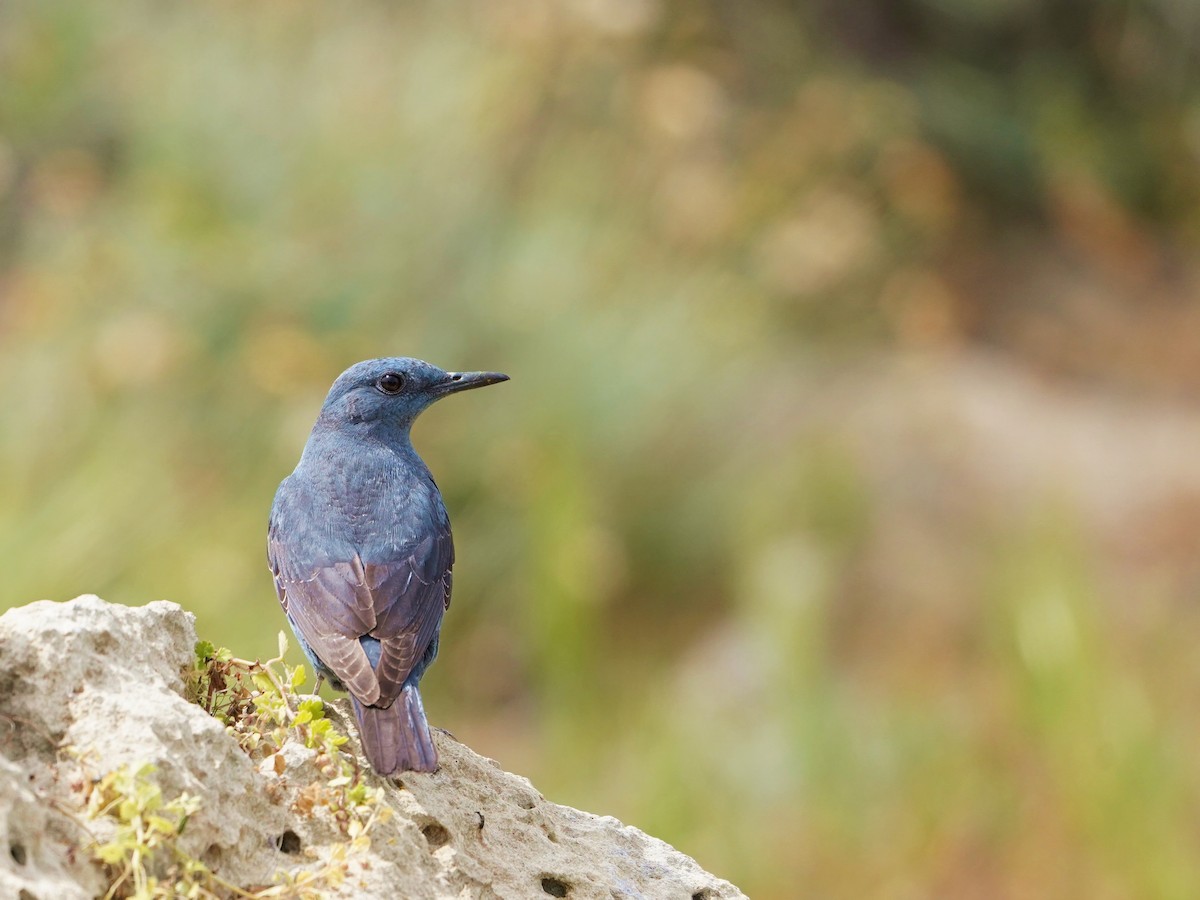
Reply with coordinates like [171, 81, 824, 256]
[3, 1, 1200, 897]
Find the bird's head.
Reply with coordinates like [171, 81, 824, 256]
[316, 357, 509, 433]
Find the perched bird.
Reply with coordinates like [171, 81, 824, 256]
[268, 357, 508, 774]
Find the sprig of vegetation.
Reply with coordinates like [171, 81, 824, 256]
[187, 633, 381, 832]
[86, 761, 239, 900]
[85, 633, 390, 899]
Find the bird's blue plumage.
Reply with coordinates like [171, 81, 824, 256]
[268, 357, 507, 774]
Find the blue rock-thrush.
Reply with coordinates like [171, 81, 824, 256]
[268, 357, 508, 774]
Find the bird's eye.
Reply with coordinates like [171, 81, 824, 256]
[377, 373, 405, 395]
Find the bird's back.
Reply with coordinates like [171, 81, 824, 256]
[273, 431, 450, 565]
[268, 429, 454, 702]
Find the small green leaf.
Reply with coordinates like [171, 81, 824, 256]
[94, 843, 128, 864]
[147, 814, 177, 834]
[298, 697, 325, 718]
[251, 674, 273, 694]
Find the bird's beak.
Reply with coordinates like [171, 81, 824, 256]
[434, 370, 510, 396]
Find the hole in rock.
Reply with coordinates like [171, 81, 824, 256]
[10, 842, 27, 865]
[18, 890, 37, 900]
[541, 876, 569, 897]
[275, 830, 302, 854]
[421, 823, 450, 849]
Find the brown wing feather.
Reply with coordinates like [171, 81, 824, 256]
[268, 526, 453, 708]
[269, 538, 381, 704]
[365, 529, 453, 700]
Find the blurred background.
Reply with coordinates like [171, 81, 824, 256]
[3, 1, 1200, 896]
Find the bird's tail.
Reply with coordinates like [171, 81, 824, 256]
[351, 685, 438, 775]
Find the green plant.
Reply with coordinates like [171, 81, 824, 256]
[85, 633, 389, 899]
[87, 761, 226, 900]
[188, 634, 382, 831]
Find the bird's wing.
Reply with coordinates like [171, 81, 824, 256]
[268, 529, 381, 704]
[363, 528, 454, 700]
[268, 518, 453, 707]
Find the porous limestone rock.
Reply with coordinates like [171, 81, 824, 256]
[0, 595, 287, 890]
[0, 596, 746, 900]
[0, 751, 97, 900]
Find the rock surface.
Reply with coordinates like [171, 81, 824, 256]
[0, 596, 745, 900]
